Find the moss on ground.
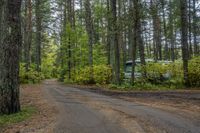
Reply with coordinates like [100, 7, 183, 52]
[0, 106, 36, 127]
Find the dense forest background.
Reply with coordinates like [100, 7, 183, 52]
[19, 0, 200, 86]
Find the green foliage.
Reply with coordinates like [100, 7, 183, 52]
[188, 56, 200, 87]
[137, 58, 200, 88]
[93, 65, 112, 84]
[41, 39, 58, 79]
[145, 62, 170, 84]
[167, 61, 184, 87]
[65, 65, 112, 85]
[0, 106, 36, 126]
[20, 64, 44, 84]
[108, 82, 176, 91]
[71, 67, 91, 84]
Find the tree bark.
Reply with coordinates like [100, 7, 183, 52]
[151, 0, 162, 61]
[35, 0, 42, 72]
[180, 0, 189, 86]
[111, 0, 121, 85]
[131, 0, 137, 84]
[193, 0, 198, 56]
[24, 0, 32, 72]
[84, 0, 94, 82]
[0, 0, 22, 115]
[106, 0, 111, 65]
[169, 0, 175, 62]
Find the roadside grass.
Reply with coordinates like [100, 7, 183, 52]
[0, 106, 36, 127]
[107, 82, 184, 91]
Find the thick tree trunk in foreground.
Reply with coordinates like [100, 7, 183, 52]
[0, 0, 22, 114]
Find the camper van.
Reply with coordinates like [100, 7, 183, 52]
[124, 59, 172, 79]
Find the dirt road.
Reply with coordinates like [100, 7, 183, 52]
[44, 80, 200, 133]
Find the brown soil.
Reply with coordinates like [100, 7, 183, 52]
[1, 84, 58, 133]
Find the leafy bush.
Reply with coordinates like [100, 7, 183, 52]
[144, 58, 200, 87]
[93, 65, 112, 84]
[145, 62, 170, 84]
[71, 67, 91, 84]
[20, 64, 44, 84]
[188, 56, 200, 87]
[168, 61, 183, 77]
[65, 65, 112, 85]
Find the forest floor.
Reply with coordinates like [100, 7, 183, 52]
[1, 84, 57, 133]
[1, 80, 200, 133]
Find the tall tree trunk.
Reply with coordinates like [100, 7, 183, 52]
[24, 0, 32, 71]
[35, 0, 42, 72]
[151, 0, 162, 61]
[106, 0, 111, 65]
[169, 0, 175, 62]
[0, 0, 22, 115]
[180, 0, 189, 86]
[193, 0, 198, 56]
[131, 0, 137, 84]
[161, 0, 168, 60]
[111, 0, 120, 84]
[67, 0, 72, 80]
[188, 0, 193, 58]
[136, 1, 146, 78]
[84, 0, 94, 82]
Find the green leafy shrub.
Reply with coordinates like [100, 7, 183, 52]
[73, 67, 91, 84]
[66, 65, 112, 85]
[20, 64, 44, 84]
[145, 62, 170, 84]
[93, 65, 112, 84]
[188, 56, 200, 87]
[167, 61, 184, 87]
[168, 61, 183, 78]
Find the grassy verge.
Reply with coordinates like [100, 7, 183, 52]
[98, 81, 186, 91]
[0, 106, 36, 127]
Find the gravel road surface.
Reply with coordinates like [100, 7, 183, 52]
[44, 80, 200, 133]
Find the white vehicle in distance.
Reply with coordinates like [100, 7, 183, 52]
[124, 59, 172, 79]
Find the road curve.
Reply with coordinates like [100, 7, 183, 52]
[43, 80, 200, 133]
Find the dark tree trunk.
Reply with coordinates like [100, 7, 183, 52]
[24, 0, 32, 72]
[188, 0, 193, 58]
[193, 0, 198, 56]
[67, 0, 73, 80]
[131, 0, 137, 84]
[35, 0, 42, 72]
[169, 0, 175, 62]
[111, 0, 121, 85]
[0, 0, 22, 115]
[84, 0, 94, 82]
[151, 0, 162, 61]
[161, 0, 168, 60]
[106, 0, 111, 65]
[137, 1, 146, 78]
[180, 0, 189, 86]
